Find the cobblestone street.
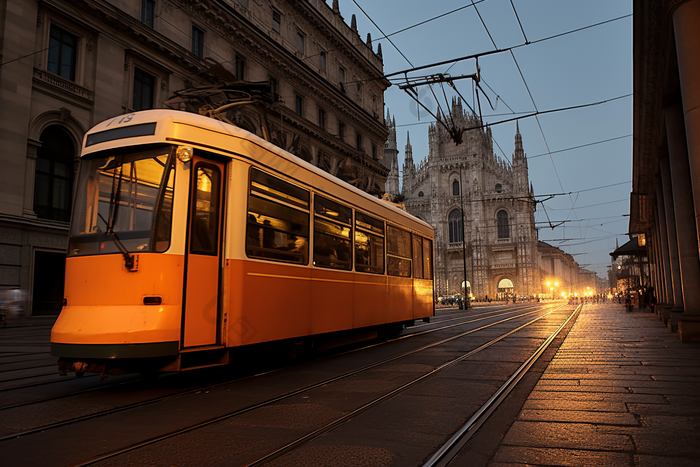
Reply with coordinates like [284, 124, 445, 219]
[489, 303, 700, 466]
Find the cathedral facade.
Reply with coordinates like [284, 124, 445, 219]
[385, 100, 540, 299]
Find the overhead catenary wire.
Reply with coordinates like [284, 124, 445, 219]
[383, 13, 632, 79]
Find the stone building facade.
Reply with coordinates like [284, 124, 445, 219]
[385, 99, 540, 299]
[0, 0, 389, 315]
[537, 241, 580, 297]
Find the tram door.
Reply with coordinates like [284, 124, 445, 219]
[183, 157, 224, 348]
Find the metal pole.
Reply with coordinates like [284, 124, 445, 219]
[460, 167, 469, 309]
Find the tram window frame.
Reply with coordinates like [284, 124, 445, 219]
[412, 234, 423, 279]
[423, 237, 434, 280]
[152, 153, 176, 252]
[313, 195, 352, 270]
[190, 163, 222, 256]
[245, 168, 310, 265]
[354, 211, 384, 274]
[386, 225, 412, 277]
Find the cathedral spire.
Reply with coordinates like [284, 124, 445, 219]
[405, 131, 413, 161]
[513, 121, 524, 161]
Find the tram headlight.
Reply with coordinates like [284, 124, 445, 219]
[176, 145, 194, 163]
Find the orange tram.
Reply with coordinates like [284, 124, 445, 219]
[51, 109, 434, 376]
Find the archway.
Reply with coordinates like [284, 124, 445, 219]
[497, 278, 514, 301]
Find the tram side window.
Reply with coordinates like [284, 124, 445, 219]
[355, 212, 384, 274]
[246, 168, 310, 264]
[423, 237, 433, 280]
[387, 225, 411, 277]
[314, 195, 352, 270]
[412, 234, 423, 279]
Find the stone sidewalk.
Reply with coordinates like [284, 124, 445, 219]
[489, 302, 700, 467]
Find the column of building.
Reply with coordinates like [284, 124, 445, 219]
[655, 0, 700, 340]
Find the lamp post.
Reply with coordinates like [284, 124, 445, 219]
[459, 167, 469, 310]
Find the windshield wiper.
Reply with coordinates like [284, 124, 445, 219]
[98, 213, 135, 269]
[101, 165, 135, 270]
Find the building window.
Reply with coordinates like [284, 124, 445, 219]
[338, 121, 345, 140]
[133, 67, 156, 110]
[141, 0, 155, 28]
[318, 107, 326, 130]
[235, 54, 245, 80]
[34, 126, 75, 222]
[497, 210, 509, 239]
[272, 9, 281, 32]
[295, 30, 305, 54]
[371, 143, 377, 159]
[319, 51, 326, 71]
[47, 24, 77, 81]
[452, 180, 460, 196]
[448, 209, 463, 243]
[356, 132, 363, 151]
[495, 183, 502, 193]
[269, 76, 279, 102]
[418, 191, 424, 197]
[295, 94, 303, 116]
[192, 25, 204, 58]
[238, 0, 249, 7]
[338, 66, 346, 84]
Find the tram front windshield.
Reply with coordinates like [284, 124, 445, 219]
[68, 146, 175, 257]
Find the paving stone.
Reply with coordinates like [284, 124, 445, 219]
[487, 304, 700, 467]
[518, 409, 638, 426]
[501, 420, 634, 451]
[528, 390, 666, 404]
[493, 445, 633, 466]
[523, 399, 629, 413]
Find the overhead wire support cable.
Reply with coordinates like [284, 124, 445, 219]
[352, 0, 413, 67]
[376, 1, 487, 41]
[510, 0, 529, 44]
[383, 14, 631, 79]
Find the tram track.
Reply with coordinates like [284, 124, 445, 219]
[423, 303, 582, 467]
[243, 305, 575, 467]
[0, 304, 553, 450]
[0, 304, 537, 412]
[37, 303, 566, 467]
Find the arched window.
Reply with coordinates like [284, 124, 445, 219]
[452, 180, 460, 196]
[34, 126, 75, 222]
[448, 209, 463, 243]
[418, 191, 424, 197]
[497, 210, 509, 239]
[495, 183, 502, 193]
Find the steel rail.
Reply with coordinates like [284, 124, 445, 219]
[243, 305, 568, 466]
[63, 305, 560, 467]
[423, 303, 582, 467]
[0, 303, 539, 412]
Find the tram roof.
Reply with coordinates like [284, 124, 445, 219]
[82, 109, 433, 235]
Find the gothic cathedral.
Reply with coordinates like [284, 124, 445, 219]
[384, 99, 540, 300]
